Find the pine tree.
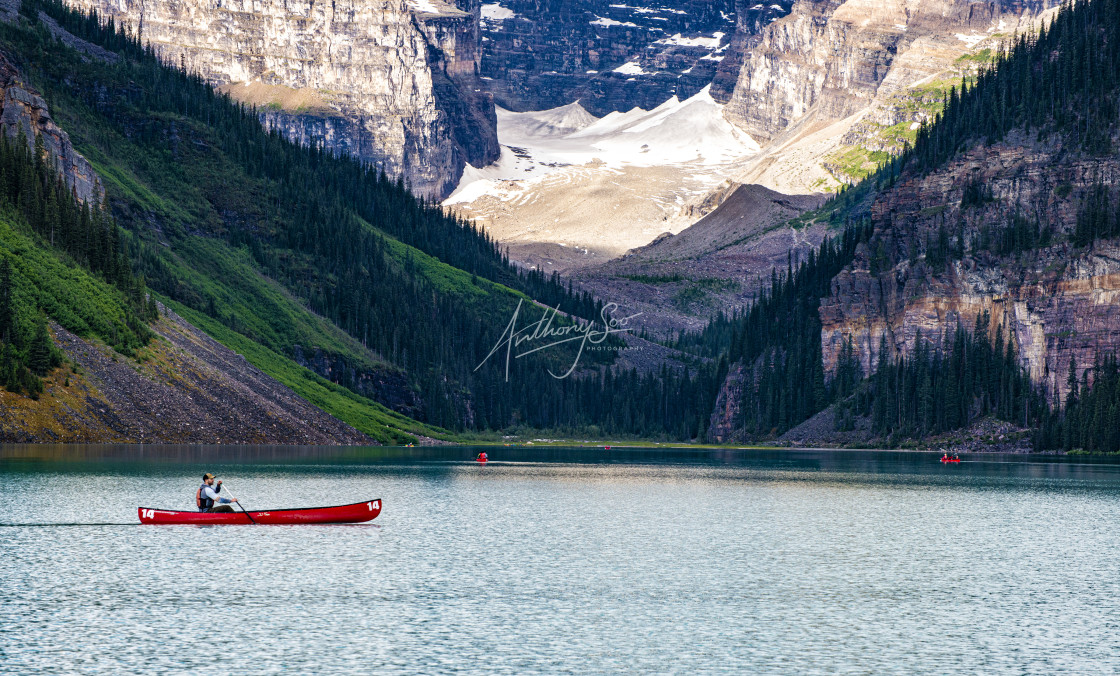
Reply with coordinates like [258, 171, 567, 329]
[0, 257, 12, 345]
[27, 312, 54, 375]
[1066, 355, 1079, 408]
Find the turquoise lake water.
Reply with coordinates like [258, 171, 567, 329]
[2, 446, 1119, 674]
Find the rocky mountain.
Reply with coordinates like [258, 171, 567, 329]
[814, 0, 1120, 407]
[0, 51, 101, 202]
[479, 0, 792, 115]
[712, 0, 1059, 194]
[820, 133, 1120, 405]
[62, 0, 498, 199]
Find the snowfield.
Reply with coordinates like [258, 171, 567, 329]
[447, 86, 758, 205]
[444, 87, 760, 272]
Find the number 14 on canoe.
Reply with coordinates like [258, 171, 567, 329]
[138, 499, 382, 525]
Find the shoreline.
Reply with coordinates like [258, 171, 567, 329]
[3, 442, 1112, 462]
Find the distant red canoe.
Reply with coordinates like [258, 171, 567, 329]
[138, 499, 381, 525]
[941, 458, 960, 464]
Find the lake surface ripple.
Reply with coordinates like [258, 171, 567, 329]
[2, 446, 1119, 674]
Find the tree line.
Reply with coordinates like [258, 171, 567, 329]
[1037, 354, 1120, 453]
[834, 315, 1047, 441]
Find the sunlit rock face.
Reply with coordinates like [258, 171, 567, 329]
[65, 0, 499, 198]
[718, 0, 1056, 143]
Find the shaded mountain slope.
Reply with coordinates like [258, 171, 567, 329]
[0, 59, 436, 443]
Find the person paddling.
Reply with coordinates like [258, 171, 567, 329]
[196, 473, 238, 513]
[476, 451, 488, 463]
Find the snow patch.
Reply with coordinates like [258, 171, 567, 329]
[407, 0, 440, 13]
[591, 15, 639, 27]
[481, 3, 515, 20]
[956, 33, 985, 47]
[613, 61, 649, 75]
[655, 32, 724, 49]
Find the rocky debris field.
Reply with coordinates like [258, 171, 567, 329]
[575, 183, 824, 335]
[778, 409, 1037, 453]
[0, 307, 372, 445]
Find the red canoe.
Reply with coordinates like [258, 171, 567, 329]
[138, 499, 382, 525]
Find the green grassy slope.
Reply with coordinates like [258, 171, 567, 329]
[0, 213, 142, 347]
[162, 298, 454, 444]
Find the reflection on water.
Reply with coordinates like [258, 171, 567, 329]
[2, 445, 1120, 674]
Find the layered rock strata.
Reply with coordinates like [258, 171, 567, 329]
[819, 133, 1120, 403]
[718, 0, 1056, 144]
[65, 0, 498, 198]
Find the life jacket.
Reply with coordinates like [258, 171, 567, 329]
[197, 483, 215, 511]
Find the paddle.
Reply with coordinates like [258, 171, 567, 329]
[220, 482, 256, 524]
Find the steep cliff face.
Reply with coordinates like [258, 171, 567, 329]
[708, 0, 1057, 197]
[709, 0, 800, 103]
[819, 132, 1120, 403]
[479, 0, 791, 115]
[720, 0, 1055, 144]
[65, 0, 497, 198]
[0, 52, 101, 202]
